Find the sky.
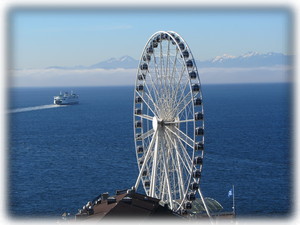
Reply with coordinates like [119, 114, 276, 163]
[10, 8, 292, 69]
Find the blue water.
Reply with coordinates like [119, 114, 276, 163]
[8, 83, 292, 218]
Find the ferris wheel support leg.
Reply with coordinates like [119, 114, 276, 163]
[134, 130, 158, 190]
[198, 188, 212, 219]
[150, 134, 159, 197]
[162, 146, 173, 210]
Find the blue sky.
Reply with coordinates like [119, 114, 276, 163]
[10, 8, 291, 69]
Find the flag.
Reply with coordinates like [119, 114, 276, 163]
[228, 188, 233, 198]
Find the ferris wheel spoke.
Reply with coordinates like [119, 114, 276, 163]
[154, 43, 162, 89]
[155, 155, 164, 199]
[175, 97, 193, 117]
[161, 138, 174, 210]
[159, 168, 165, 200]
[175, 79, 191, 106]
[164, 125, 194, 150]
[163, 47, 178, 110]
[144, 92, 160, 114]
[169, 52, 183, 83]
[167, 56, 179, 89]
[168, 51, 181, 103]
[172, 133, 194, 174]
[153, 48, 163, 90]
[141, 79, 161, 115]
[176, 91, 191, 108]
[163, 133, 180, 199]
[173, 64, 187, 99]
[151, 42, 160, 78]
[149, 132, 159, 197]
[168, 75, 188, 118]
[138, 128, 154, 141]
[166, 41, 175, 103]
[135, 130, 158, 189]
[174, 126, 194, 148]
[162, 55, 170, 102]
[164, 131, 187, 200]
[170, 47, 179, 82]
[135, 89, 159, 117]
[144, 69, 162, 105]
[135, 114, 153, 121]
[171, 91, 192, 117]
[165, 38, 170, 79]
[164, 119, 194, 125]
[159, 41, 165, 84]
[164, 130, 192, 173]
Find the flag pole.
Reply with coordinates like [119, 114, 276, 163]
[232, 185, 235, 215]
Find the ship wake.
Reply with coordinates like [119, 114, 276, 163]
[9, 104, 67, 113]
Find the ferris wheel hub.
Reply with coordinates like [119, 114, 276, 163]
[152, 116, 161, 131]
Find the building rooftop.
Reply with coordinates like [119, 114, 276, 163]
[75, 189, 179, 221]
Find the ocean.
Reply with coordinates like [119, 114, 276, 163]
[8, 83, 292, 218]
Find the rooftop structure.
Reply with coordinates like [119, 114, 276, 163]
[75, 189, 179, 220]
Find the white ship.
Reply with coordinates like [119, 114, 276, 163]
[54, 91, 79, 105]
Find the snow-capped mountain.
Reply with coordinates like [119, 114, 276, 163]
[46, 52, 292, 70]
[211, 54, 237, 63]
[196, 52, 292, 68]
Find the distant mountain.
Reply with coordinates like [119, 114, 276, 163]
[46, 52, 292, 70]
[46, 65, 88, 70]
[89, 55, 138, 69]
[46, 56, 139, 70]
[195, 52, 292, 68]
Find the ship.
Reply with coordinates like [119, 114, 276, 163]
[54, 91, 79, 105]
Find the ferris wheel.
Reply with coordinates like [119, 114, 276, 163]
[133, 31, 210, 216]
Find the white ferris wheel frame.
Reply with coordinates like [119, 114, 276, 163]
[133, 31, 210, 217]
